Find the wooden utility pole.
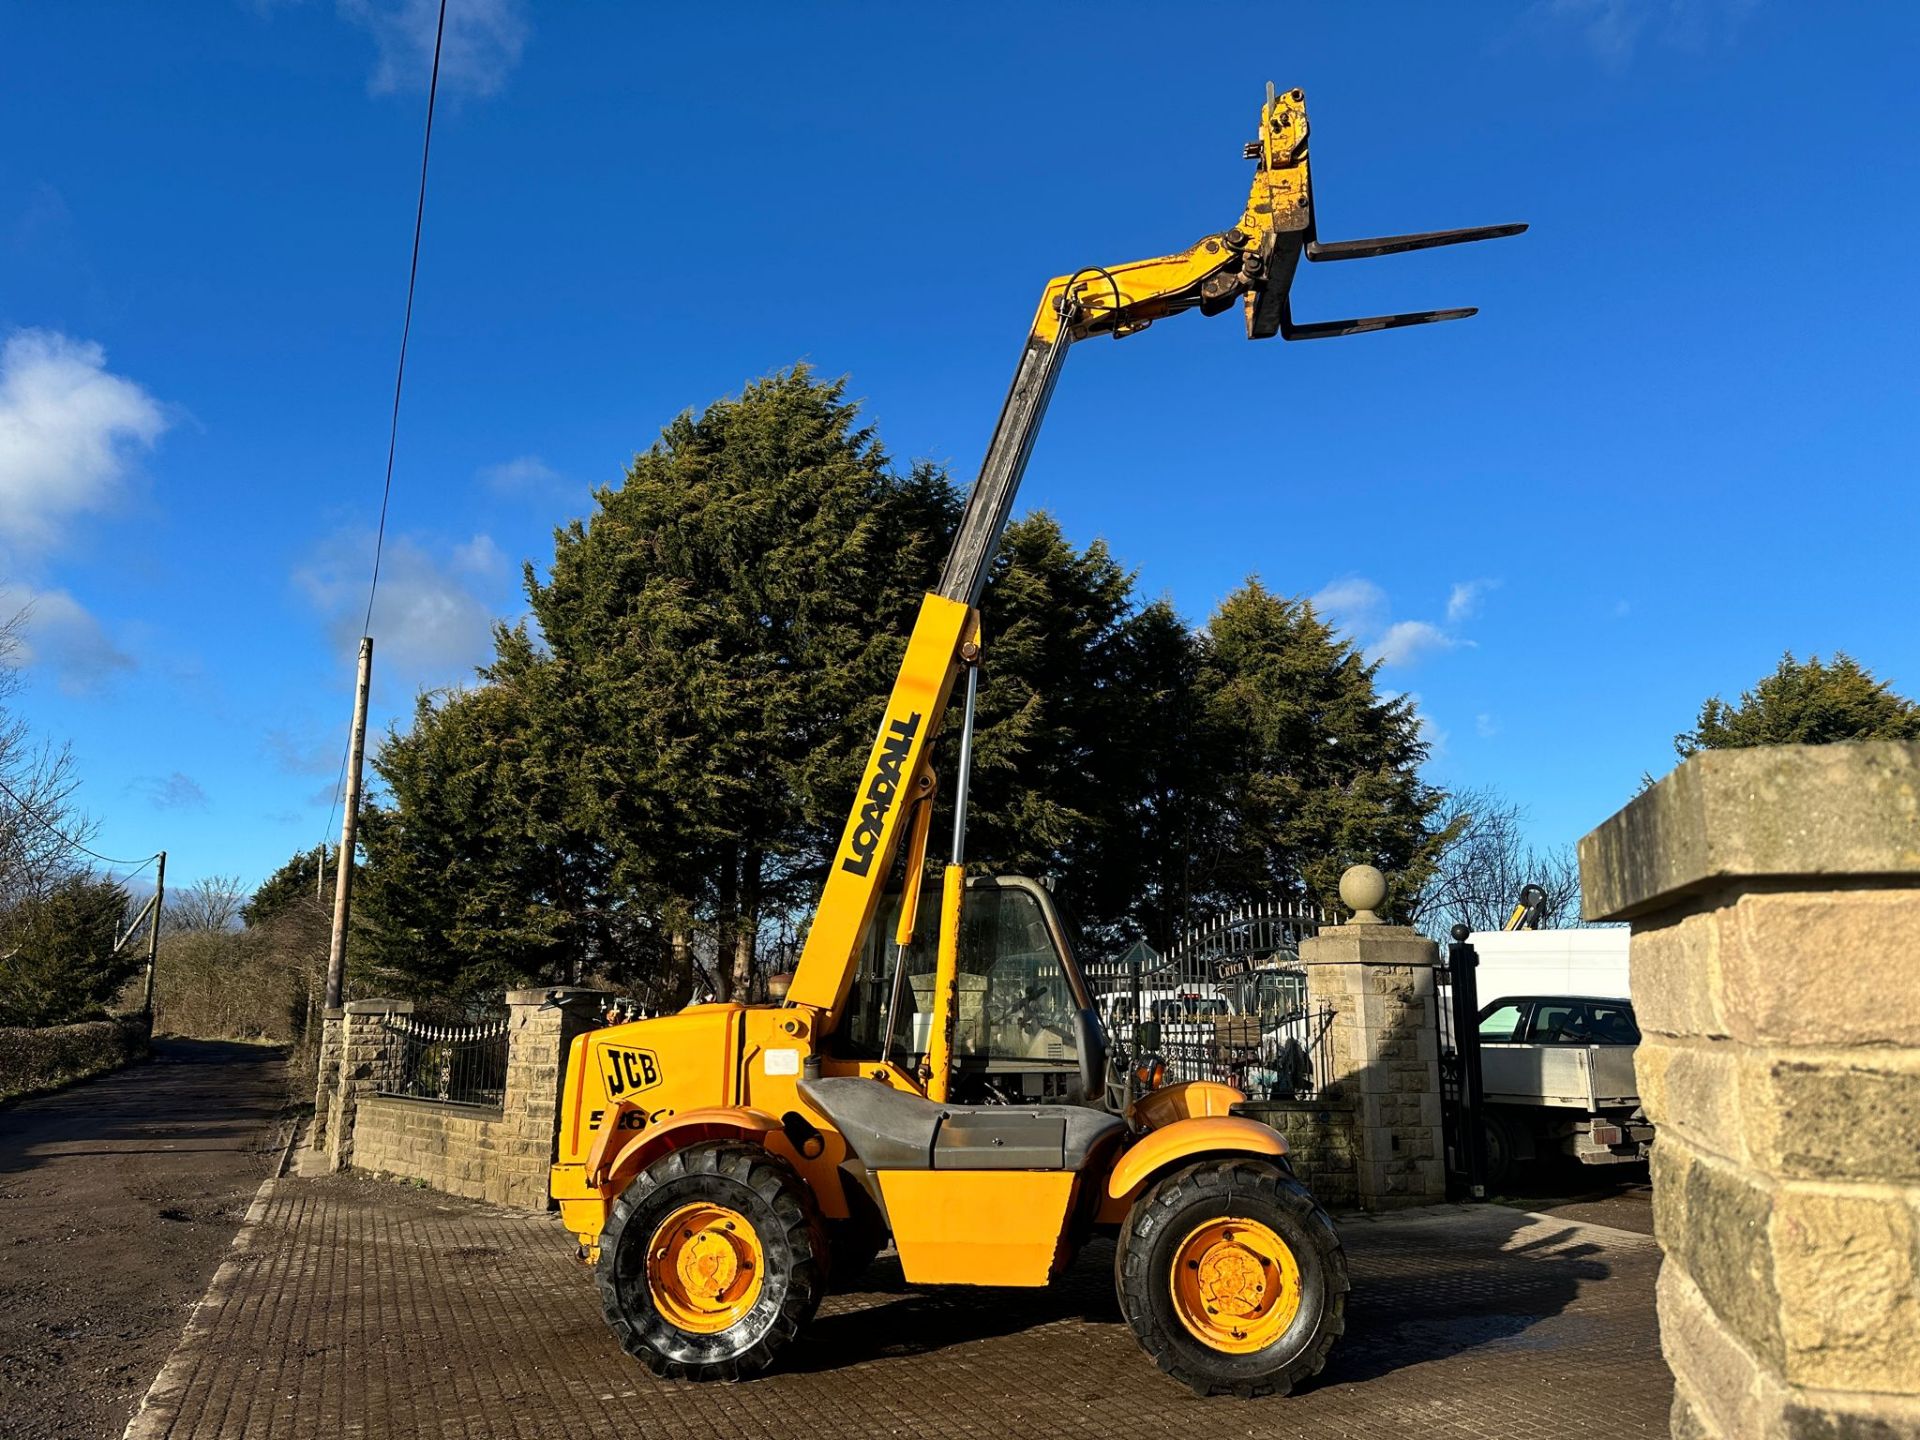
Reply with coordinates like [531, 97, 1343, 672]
[323, 637, 373, 1011]
[142, 850, 166, 1018]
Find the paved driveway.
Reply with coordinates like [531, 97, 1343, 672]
[126, 1170, 1669, 1439]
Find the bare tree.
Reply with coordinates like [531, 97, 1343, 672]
[0, 605, 100, 909]
[165, 874, 248, 934]
[1408, 786, 1582, 942]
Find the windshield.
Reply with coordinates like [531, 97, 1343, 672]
[841, 883, 1080, 1068]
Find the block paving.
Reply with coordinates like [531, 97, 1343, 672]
[127, 1172, 1669, 1439]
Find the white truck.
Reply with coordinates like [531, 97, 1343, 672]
[1466, 928, 1654, 1184]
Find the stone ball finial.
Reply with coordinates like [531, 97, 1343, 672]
[1339, 864, 1387, 924]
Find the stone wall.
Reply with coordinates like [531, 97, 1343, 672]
[1581, 742, 1920, 1439]
[317, 988, 605, 1211]
[1237, 1097, 1359, 1209]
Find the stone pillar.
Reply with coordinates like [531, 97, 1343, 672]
[497, 988, 609, 1208]
[1581, 742, 1920, 1440]
[310, 1006, 343, 1151]
[1299, 865, 1445, 1208]
[324, 998, 413, 1174]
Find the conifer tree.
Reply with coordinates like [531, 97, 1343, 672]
[1197, 581, 1446, 918]
[1675, 651, 1920, 756]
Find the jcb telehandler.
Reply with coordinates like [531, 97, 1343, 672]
[551, 84, 1521, 1397]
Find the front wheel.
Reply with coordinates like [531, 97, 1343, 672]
[595, 1141, 824, 1381]
[1115, 1158, 1348, 1398]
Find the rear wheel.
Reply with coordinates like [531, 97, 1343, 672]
[1483, 1110, 1516, 1191]
[596, 1141, 824, 1381]
[1115, 1158, 1347, 1398]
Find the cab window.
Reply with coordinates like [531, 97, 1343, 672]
[1526, 1002, 1591, 1043]
[1587, 1003, 1640, 1044]
[845, 885, 1079, 1067]
[1478, 1002, 1528, 1041]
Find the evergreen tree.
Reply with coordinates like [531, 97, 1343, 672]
[1197, 581, 1446, 917]
[357, 367, 1451, 995]
[242, 846, 331, 928]
[0, 874, 135, 1026]
[1676, 652, 1920, 756]
[357, 661, 612, 1000]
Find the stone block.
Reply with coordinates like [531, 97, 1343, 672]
[1770, 1186, 1920, 1393]
[1628, 908, 1728, 1041]
[1581, 742, 1920, 923]
[1657, 1264, 1787, 1440]
[1636, 1036, 1750, 1167]
[1754, 1054, 1920, 1186]
[1664, 1146, 1784, 1368]
[1720, 891, 1920, 1048]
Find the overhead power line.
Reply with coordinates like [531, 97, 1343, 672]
[321, 0, 450, 851]
[0, 771, 158, 870]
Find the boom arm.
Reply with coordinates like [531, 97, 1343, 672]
[789, 83, 1524, 1033]
[938, 83, 1524, 607]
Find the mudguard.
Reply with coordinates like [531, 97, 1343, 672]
[1105, 1115, 1289, 1202]
[590, 1105, 782, 1190]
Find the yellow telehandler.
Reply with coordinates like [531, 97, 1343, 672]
[550, 83, 1522, 1397]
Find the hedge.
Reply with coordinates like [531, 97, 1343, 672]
[0, 1016, 149, 1102]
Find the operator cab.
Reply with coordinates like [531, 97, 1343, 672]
[838, 874, 1106, 1104]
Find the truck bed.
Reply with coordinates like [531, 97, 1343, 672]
[1481, 1042, 1638, 1110]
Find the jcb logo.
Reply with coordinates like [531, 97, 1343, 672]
[599, 1046, 662, 1098]
[841, 711, 921, 877]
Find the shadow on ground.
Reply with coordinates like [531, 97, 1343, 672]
[783, 1203, 1614, 1387]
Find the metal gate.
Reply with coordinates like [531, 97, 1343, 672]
[1433, 925, 1489, 1198]
[1085, 901, 1334, 1101]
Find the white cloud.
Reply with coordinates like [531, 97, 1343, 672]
[295, 530, 503, 687]
[1476, 712, 1500, 739]
[132, 771, 209, 811]
[1446, 578, 1498, 624]
[1311, 577, 1389, 636]
[480, 454, 562, 495]
[0, 582, 136, 694]
[1529, 0, 1757, 70]
[451, 533, 507, 576]
[1370, 620, 1457, 668]
[340, 0, 529, 97]
[0, 329, 166, 550]
[266, 728, 345, 778]
[1311, 575, 1476, 671]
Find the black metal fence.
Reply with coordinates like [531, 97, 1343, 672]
[1086, 901, 1334, 1100]
[378, 1014, 510, 1108]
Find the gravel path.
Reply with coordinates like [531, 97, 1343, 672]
[0, 1039, 290, 1440]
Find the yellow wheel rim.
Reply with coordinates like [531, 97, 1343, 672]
[645, 1202, 765, 1334]
[1168, 1215, 1302, 1353]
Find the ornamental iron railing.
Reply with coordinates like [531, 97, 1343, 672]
[377, 1014, 510, 1108]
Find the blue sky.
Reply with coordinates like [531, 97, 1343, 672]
[3, 2, 1916, 896]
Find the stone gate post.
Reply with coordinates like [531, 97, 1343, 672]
[1581, 742, 1920, 1439]
[495, 988, 609, 1208]
[323, 998, 413, 1173]
[1299, 865, 1445, 1208]
[311, 1005, 343, 1150]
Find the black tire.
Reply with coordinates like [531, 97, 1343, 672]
[1115, 1158, 1348, 1398]
[1483, 1111, 1516, 1192]
[596, 1141, 824, 1381]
